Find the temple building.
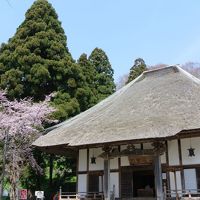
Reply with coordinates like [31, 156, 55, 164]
[33, 65, 200, 200]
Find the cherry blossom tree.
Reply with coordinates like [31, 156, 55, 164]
[0, 90, 55, 200]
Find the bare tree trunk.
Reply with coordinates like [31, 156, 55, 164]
[9, 154, 19, 200]
[10, 180, 17, 200]
[9, 170, 19, 200]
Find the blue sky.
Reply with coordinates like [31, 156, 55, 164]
[1, 0, 200, 82]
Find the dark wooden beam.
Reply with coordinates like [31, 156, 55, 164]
[165, 141, 171, 192]
[76, 151, 79, 193]
[178, 139, 185, 190]
[104, 159, 110, 200]
[118, 145, 121, 199]
[87, 148, 89, 193]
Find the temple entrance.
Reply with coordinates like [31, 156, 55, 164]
[133, 170, 155, 197]
[121, 166, 155, 199]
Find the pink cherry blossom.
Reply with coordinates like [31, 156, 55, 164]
[0, 90, 56, 200]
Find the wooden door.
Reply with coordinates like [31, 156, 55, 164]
[88, 172, 103, 193]
[121, 167, 133, 198]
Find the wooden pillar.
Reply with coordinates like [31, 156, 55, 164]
[173, 170, 179, 200]
[59, 186, 62, 200]
[178, 139, 185, 191]
[104, 158, 110, 200]
[154, 154, 163, 200]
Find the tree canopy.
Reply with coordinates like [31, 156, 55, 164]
[89, 48, 116, 101]
[76, 53, 98, 110]
[0, 0, 74, 101]
[126, 58, 147, 84]
[0, 0, 99, 122]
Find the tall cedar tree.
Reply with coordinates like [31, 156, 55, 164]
[0, 0, 86, 121]
[0, 0, 70, 100]
[89, 48, 116, 101]
[126, 58, 147, 84]
[77, 53, 98, 110]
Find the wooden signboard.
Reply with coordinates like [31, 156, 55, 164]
[128, 155, 154, 166]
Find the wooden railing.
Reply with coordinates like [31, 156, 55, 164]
[59, 193, 80, 200]
[165, 189, 200, 199]
[58, 189, 200, 200]
[59, 191, 104, 200]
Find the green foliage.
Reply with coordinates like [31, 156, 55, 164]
[0, 0, 73, 101]
[89, 48, 116, 101]
[126, 58, 147, 84]
[76, 54, 98, 110]
[20, 151, 76, 199]
[0, 0, 98, 122]
[51, 92, 80, 121]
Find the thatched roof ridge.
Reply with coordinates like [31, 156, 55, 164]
[33, 65, 200, 148]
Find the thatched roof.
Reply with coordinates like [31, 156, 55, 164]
[33, 65, 200, 148]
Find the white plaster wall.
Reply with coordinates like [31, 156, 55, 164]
[110, 172, 119, 198]
[181, 137, 200, 165]
[121, 156, 130, 166]
[168, 140, 180, 166]
[89, 148, 104, 171]
[143, 143, 153, 149]
[169, 171, 182, 193]
[162, 173, 166, 179]
[184, 169, 197, 191]
[161, 152, 166, 164]
[79, 149, 87, 171]
[176, 171, 182, 191]
[121, 145, 129, 166]
[110, 158, 118, 169]
[78, 174, 87, 193]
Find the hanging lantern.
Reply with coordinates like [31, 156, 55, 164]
[188, 138, 195, 157]
[188, 147, 195, 157]
[90, 156, 96, 164]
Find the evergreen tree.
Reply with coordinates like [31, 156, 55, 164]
[0, 0, 74, 101]
[0, 0, 91, 121]
[76, 53, 97, 110]
[89, 48, 116, 101]
[126, 58, 147, 84]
